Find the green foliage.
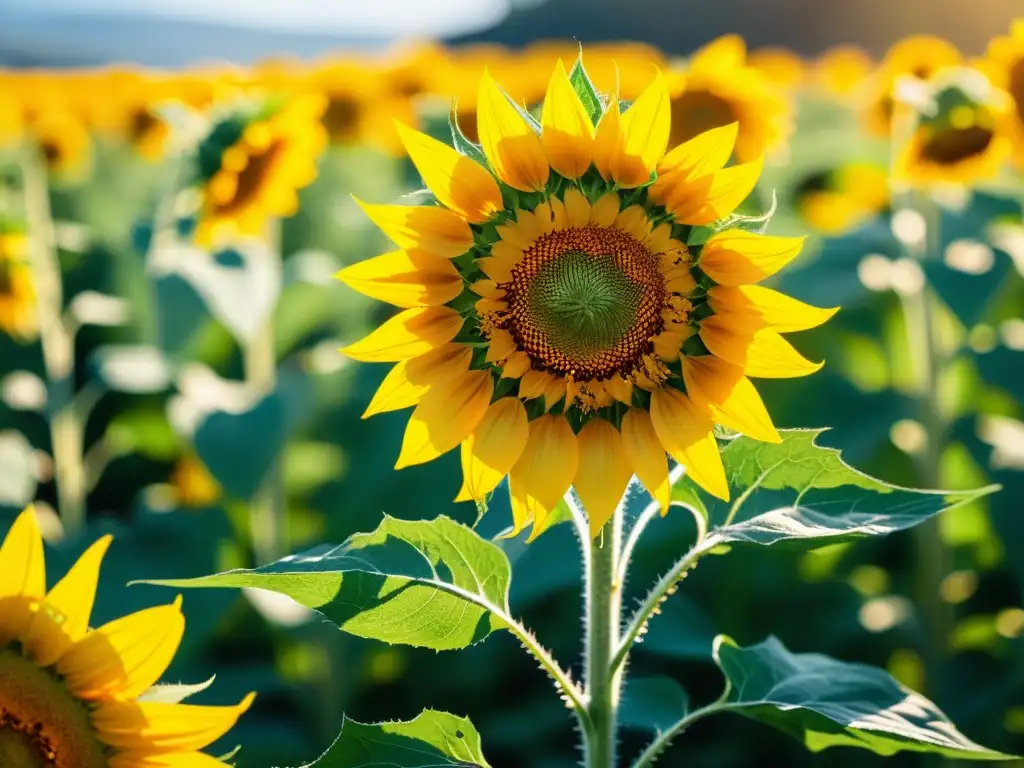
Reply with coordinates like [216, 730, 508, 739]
[676, 429, 999, 548]
[302, 710, 490, 768]
[569, 56, 604, 125]
[713, 635, 1015, 760]
[146, 516, 511, 650]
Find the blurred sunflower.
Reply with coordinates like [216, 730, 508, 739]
[748, 47, 806, 92]
[667, 35, 791, 164]
[981, 19, 1024, 168]
[195, 93, 327, 246]
[0, 78, 24, 145]
[867, 35, 961, 135]
[89, 70, 174, 161]
[169, 452, 223, 508]
[813, 46, 874, 99]
[28, 110, 92, 178]
[306, 60, 377, 146]
[0, 506, 253, 766]
[339, 56, 834, 536]
[796, 163, 889, 234]
[0, 225, 37, 342]
[894, 69, 1013, 187]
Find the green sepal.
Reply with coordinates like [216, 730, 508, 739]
[568, 54, 604, 125]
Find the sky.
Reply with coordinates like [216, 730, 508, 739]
[2, 0, 512, 37]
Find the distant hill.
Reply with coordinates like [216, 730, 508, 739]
[454, 0, 1023, 57]
[0, 10, 386, 68]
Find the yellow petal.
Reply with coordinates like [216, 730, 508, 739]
[470, 279, 505, 299]
[342, 306, 463, 362]
[708, 285, 838, 333]
[337, 249, 463, 308]
[698, 229, 806, 286]
[700, 318, 824, 378]
[574, 419, 633, 536]
[23, 535, 112, 667]
[593, 99, 623, 183]
[616, 71, 671, 187]
[396, 122, 502, 223]
[541, 60, 594, 179]
[59, 600, 185, 701]
[670, 155, 765, 225]
[621, 409, 672, 514]
[589, 191, 621, 227]
[691, 34, 747, 72]
[395, 368, 494, 469]
[353, 199, 473, 258]
[485, 328, 517, 362]
[109, 751, 229, 768]
[518, 369, 553, 400]
[91, 693, 255, 753]
[658, 121, 738, 178]
[614, 205, 649, 239]
[362, 344, 472, 418]
[563, 187, 591, 227]
[605, 373, 634, 404]
[0, 506, 45, 600]
[501, 350, 533, 378]
[682, 356, 781, 443]
[543, 375, 566, 411]
[478, 70, 549, 191]
[650, 388, 729, 501]
[456, 398, 529, 502]
[509, 415, 578, 536]
[652, 330, 686, 361]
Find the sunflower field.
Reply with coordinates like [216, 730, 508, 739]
[1, 18, 1024, 768]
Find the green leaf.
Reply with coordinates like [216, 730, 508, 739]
[676, 429, 999, 548]
[143, 516, 511, 650]
[620, 676, 689, 733]
[714, 635, 1014, 760]
[568, 55, 603, 125]
[304, 710, 489, 767]
[138, 677, 216, 704]
[449, 104, 489, 168]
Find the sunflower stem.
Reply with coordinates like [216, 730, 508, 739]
[21, 148, 89, 537]
[583, 504, 623, 768]
[245, 219, 286, 564]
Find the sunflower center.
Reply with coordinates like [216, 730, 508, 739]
[0, 649, 107, 768]
[502, 226, 665, 379]
[40, 142, 61, 169]
[322, 96, 361, 142]
[670, 89, 737, 147]
[129, 108, 162, 143]
[216, 139, 285, 215]
[920, 124, 994, 165]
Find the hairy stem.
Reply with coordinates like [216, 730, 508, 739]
[631, 694, 730, 768]
[583, 510, 623, 768]
[22, 151, 88, 536]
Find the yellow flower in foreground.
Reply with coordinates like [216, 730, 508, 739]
[196, 93, 327, 246]
[667, 35, 791, 163]
[339, 56, 834, 538]
[0, 506, 253, 766]
[797, 163, 889, 235]
[894, 69, 1013, 187]
[0, 229, 38, 342]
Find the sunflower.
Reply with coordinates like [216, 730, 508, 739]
[981, 19, 1024, 167]
[338, 57, 834, 537]
[667, 35, 791, 164]
[796, 163, 889, 234]
[169, 452, 223, 509]
[866, 35, 961, 135]
[812, 46, 874, 99]
[893, 69, 1013, 187]
[0, 77, 24, 145]
[305, 59, 378, 147]
[0, 506, 253, 766]
[0, 227, 37, 342]
[748, 47, 806, 91]
[27, 109, 92, 179]
[195, 93, 327, 246]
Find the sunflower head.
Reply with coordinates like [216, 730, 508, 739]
[28, 110, 92, 180]
[812, 46, 874, 99]
[894, 68, 1013, 187]
[0, 220, 37, 344]
[339, 54, 835, 538]
[796, 163, 889, 234]
[194, 93, 327, 246]
[981, 19, 1024, 167]
[0, 506, 253, 767]
[867, 35, 962, 135]
[667, 35, 792, 164]
[747, 47, 806, 91]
